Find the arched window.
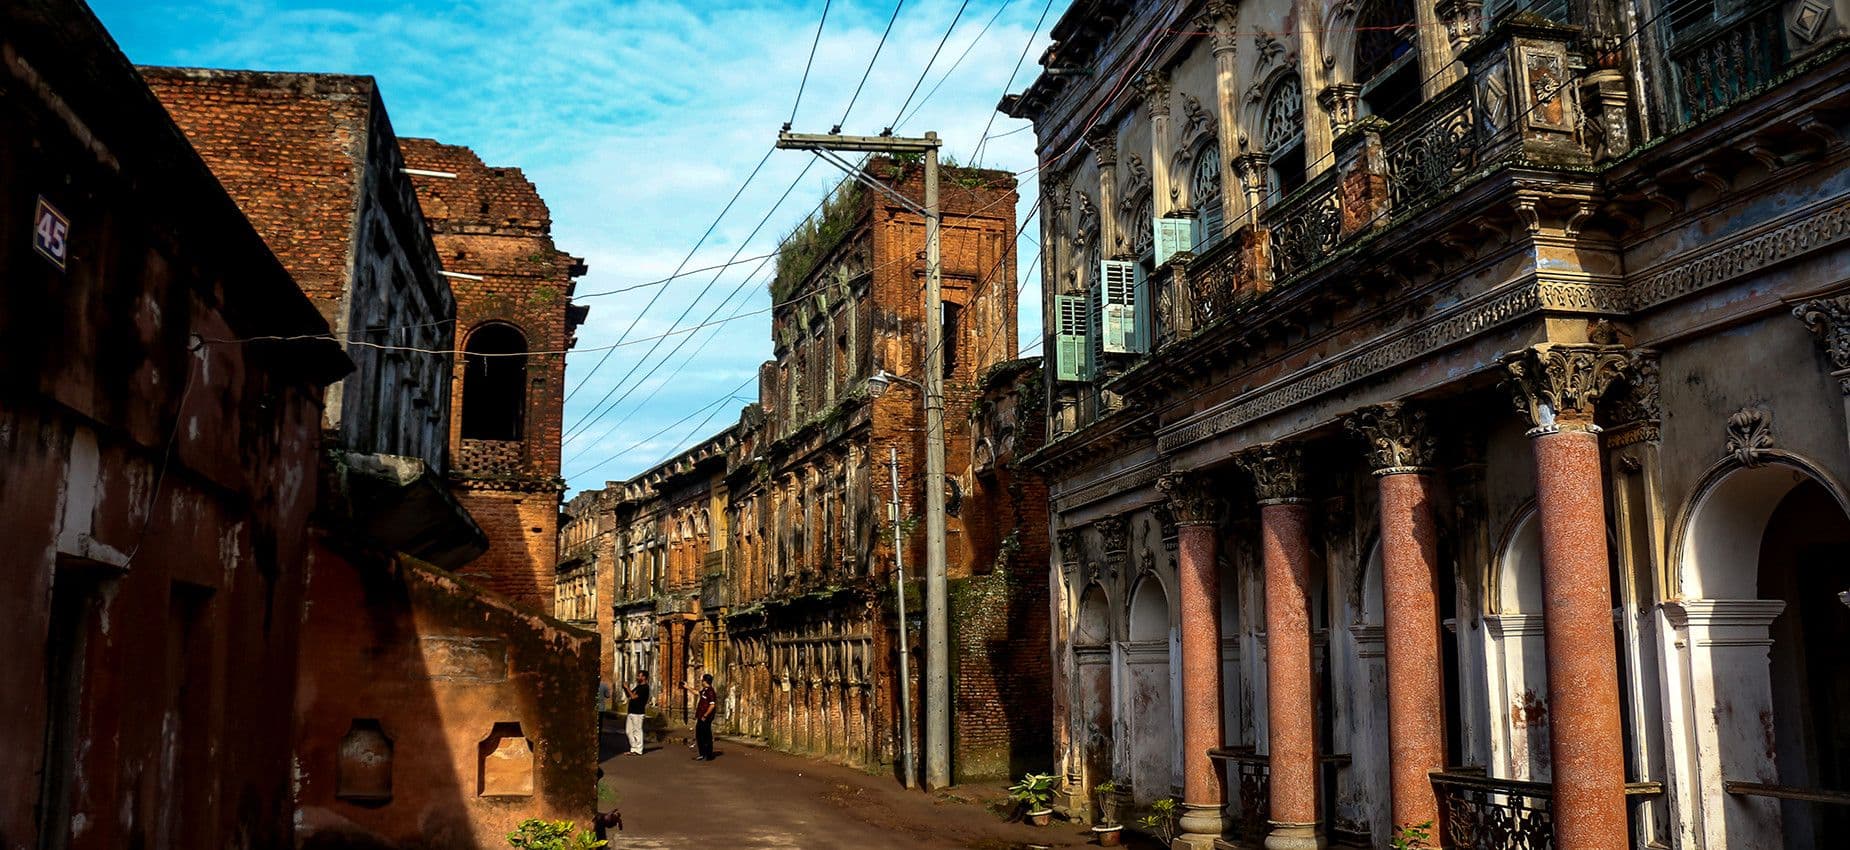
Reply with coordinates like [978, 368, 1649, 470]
[1189, 142, 1223, 242]
[1263, 76, 1307, 199]
[461, 323, 527, 441]
[1355, 0, 1420, 121]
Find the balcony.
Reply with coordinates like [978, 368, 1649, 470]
[1430, 771, 1664, 849]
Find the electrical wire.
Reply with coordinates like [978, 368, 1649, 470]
[572, 252, 781, 300]
[568, 375, 756, 481]
[888, 0, 969, 131]
[972, 0, 1055, 166]
[838, 0, 906, 131]
[563, 145, 777, 404]
[895, 0, 1013, 130]
[788, 0, 833, 128]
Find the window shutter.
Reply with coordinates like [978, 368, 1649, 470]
[1100, 260, 1138, 355]
[1132, 263, 1151, 353]
[1054, 295, 1090, 382]
[1154, 218, 1198, 267]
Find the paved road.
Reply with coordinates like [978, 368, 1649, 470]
[597, 730, 1156, 849]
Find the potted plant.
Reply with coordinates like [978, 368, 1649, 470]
[1138, 797, 1179, 845]
[1009, 772, 1058, 826]
[1092, 780, 1124, 845]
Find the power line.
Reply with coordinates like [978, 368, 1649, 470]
[972, 0, 1055, 166]
[788, 0, 833, 129]
[565, 157, 818, 441]
[564, 145, 776, 404]
[897, 0, 1014, 130]
[837, 0, 905, 132]
[571, 252, 781, 300]
[888, 0, 969, 131]
[567, 376, 756, 481]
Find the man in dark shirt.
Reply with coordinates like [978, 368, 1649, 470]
[686, 673, 718, 761]
[621, 672, 650, 755]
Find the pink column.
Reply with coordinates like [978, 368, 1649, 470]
[1530, 428, 1628, 848]
[1163, 473, 1227, 847]
[1240, 444, 1322, 850]
[1347, 403, 1446, 841]
[1505, 344, 1631, 849]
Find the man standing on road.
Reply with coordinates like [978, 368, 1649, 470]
[622, 671, 650, 755]
[687, 673, 717, 761]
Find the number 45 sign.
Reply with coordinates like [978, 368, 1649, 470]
[34, 196, 70, 271]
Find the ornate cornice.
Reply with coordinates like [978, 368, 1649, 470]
[1725, 406, 1775, 468]
[1634, 196, 1850, 311]
[1501, 343, 1633, 435]
[1793, 292, 1850, 393]
[1605, 349, 1661, 431]
[1344, 402, 1439, 475]
[1156, 472, 1225, 526]
[1237, 442, 1309, 505]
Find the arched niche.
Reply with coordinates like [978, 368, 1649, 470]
[1121, 574, 1176, 803]
[1485, 507, 1551, 781]
[460, 322, 528, 441]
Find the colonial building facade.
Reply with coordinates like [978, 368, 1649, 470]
[564, 160, 1054, 779]
[1006, 1, 1850, 848]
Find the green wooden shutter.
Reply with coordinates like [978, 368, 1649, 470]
[1054, 295, 1090, 382]
[1100, 260, 1138, 354]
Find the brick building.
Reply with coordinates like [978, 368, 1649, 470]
[402, 139, 590, 616]
[0, 4, 349, 845]
[144, 67, 598, 848]
[1005, 0, 1850, 848]
[565, 159, 1052, 781]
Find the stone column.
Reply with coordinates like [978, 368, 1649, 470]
[1204, 1, 1244, 229]
[1237, 443, 1323, 850]
[1143, 71, 1175, 218]
[1345, 404, 1446, 843]
[1502, 343, 1633, 850]
[1087, 128, 1121, 258]
[1413, 0, 1463, 95]
[1054, 528, 1087, 816]
[1160, 472, 1229, 847]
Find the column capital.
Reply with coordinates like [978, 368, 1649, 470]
[1139, 69, 1172, 117]
[1201, 1, 1240, 56]
[1344, 402, 1439, 475]
[1043, 174, 1072, 214]
[1501, 343, 1633, 435]
[1157, 472, 1226, 526]
[1057, 527, 1084, 566]
[1237, 442, 1310, 505]
[1086, 126, 1119, 168]
[1793, 293, 1850, 394]
[1094, 515, 1130, 559]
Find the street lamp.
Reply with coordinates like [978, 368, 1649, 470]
[864, 368, 919, 398]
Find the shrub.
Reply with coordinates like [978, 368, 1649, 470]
[1008, 772, 1058, 814]
[506, 818, 605, 850]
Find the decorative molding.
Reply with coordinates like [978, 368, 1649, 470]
[1501, 343, 1633, 434]
[1156, 472, 1226, 526]
[1057, 528, 1084, 566]
[1087, 126, 1119, 168]
[1633, 196, 1850, 311]
[1345, 402, 1439, 475]
[1140, 70, 1171, 118]
[1725, 406, 1775, 468]
[1157, 277, 1623, 453]
[1606, 349, 1661, 431]
[1237, 443, 1309, 505]
[1793, 292, 1850, 393]
[1052, 461, 1167, 512]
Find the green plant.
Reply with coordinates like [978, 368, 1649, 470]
[1008, 772, 1058, 814]
[506, 818, 605, 850]
[1093, 780, 1122, 827]
[596, 777, 617, 808]
[1138, 797, 1179, 844]
[1391, 820, 1434, 850]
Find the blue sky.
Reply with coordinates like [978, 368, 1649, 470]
[91, 0, 1051, 492]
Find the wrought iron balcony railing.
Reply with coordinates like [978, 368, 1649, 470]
[1432, 771, 1665, 849]
[1670, 3, 1788, 125]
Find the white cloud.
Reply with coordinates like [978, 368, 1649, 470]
[94, 0, 1051, 489]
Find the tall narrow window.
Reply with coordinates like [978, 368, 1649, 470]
[1190, 143, 1223, 243]
[941, 301, 963, 378]
[461, 323, 527, 440]
[1263, 76, 1307, 200]
[1355, 0, 1420, 122]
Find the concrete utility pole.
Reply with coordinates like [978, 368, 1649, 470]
[776, 130, 951, 789]
[887, 447, 916, 789]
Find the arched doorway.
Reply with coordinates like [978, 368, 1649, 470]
[460, 323, 528, 441]
[1760, 480, 1850, 847]
[1124, 576, 1176, 805]
[1673, 462, 1850, 849]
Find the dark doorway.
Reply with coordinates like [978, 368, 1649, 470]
[461, 323, 528, 441]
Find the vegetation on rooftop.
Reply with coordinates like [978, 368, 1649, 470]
[771, 179, 867, 303]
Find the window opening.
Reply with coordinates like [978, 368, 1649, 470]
[1190, 143, 1224, 243]
[460, 324, 527, 441]
[1264, 76, 1307, 200]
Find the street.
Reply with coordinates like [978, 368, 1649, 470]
[598, 729, 1157, 849]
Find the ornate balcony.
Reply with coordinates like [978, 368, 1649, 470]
[1670, 3, 1788, 125]
[1431, 771, 1665, 849]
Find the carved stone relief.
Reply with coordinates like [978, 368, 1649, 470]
[1793, 292, 1850, 393]
[1725, 407, 1775, 468]
[1237, 443, 1310, 504]
[1501, 343, 1633, 433]
[1344, 402, 1440, 474]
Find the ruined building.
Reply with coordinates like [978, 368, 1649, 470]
[1, 5, 348, 845]
[563, 160, 1053, 779]
[1003, 0, 1850, 848]
[143, 67, 596, 848]
[402, 139, 590, 615]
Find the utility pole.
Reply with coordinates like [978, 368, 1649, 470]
[888, 447, 916, 789]
[777, 130, 950, 789]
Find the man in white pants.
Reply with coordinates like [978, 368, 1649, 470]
[621, 671, 650, 755]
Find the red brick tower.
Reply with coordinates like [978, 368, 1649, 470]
[401, 139, 587, 613]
